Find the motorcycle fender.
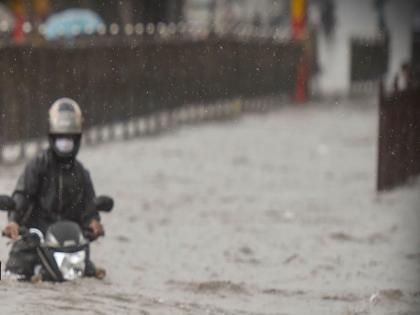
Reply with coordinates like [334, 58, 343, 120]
[36, 246, 64, 282]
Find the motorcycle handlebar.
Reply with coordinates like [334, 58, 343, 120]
[94, 196, 114, 213]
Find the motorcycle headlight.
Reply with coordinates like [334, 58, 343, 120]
[53, 250, 86, 281]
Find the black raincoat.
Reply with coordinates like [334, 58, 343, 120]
[9, 149, 100, 233]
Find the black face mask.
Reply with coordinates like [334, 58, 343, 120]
[48, 134, 81, 163]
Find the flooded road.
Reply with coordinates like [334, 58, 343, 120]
[1, 98, 419, 314]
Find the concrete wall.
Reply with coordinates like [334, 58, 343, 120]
[385, 0, 418, 87]
[317, 0, 376, 95]
[317, 0, 418, 95]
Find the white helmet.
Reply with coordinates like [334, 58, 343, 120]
[48, 98, 82, 135]
[48, 98, 83, 162]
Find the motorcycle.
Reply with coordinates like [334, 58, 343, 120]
[0, 195, 113, 282]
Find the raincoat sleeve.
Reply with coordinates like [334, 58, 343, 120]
[80, 170, 100, 226]
[10, 156, 43, 224]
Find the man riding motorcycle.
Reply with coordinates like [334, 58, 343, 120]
[2, 98, 105, 280]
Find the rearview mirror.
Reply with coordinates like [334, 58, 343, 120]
[94, 196, 114, 213]
[0, 195, 15, 211]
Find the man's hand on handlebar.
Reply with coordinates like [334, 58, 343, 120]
[3, 220, 105, 241]
[2, 222, 20, 240]
[88, 219, 104, 240]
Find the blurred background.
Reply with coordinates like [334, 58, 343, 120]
[0, 0, 418, 91]
[0, 0, 419, 188]
[0, 1, 419, 314]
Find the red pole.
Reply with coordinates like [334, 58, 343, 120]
[291, 0, 308, 103]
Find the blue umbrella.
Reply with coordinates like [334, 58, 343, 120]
[43, 8, 105, 40]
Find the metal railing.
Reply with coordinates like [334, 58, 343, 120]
[377, 83, 420, 191]
[0, 20, 292, 46]
[0, 37, 302, 163]
[350, 35, 389, 93]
